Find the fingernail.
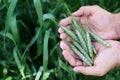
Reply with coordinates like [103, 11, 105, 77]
[76, 62, 82, 66]
[73, 68, 78, 72]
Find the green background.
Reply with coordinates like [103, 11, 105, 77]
[0, 0, 120, 80]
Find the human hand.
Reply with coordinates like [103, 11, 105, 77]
[60, 40, 120, 76]
[58, 5, 120, 40]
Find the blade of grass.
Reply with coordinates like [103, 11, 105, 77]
[43, 29, 51, 72]
[33, 0, 44, 59]
[17, 20, 30, 33]
[58, 58, 69, 72]
[43, 13, 55, 21]
[5, 32, 16, 45]
[21, 27, 41, 61]
[5, 76, 12, 80]
[5, 0, 18, 23]
[98, 0, 105, 8]
[36, 29, 43, 58]
[9, 15, 19, 43]
[3, 67, 8, 78]
[52, 0, 63, 14]
[50, 43, 59, 56]
[2, 0, 9, 9]
[35, 66, 43, 80]
[63, 3, 72, 16]
[113, 8, 120, 13]
[33, 0, 44, 28]
[58, 58, 74, 80]
[41, 72, 50, 80]
[0, 31, 16, 45]
[4, 0, 18, 50]
[0, 4, 5, 11]
[13, 47, 25, 79]
[79, 0, 85, 6]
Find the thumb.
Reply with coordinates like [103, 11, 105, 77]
[73, 66, 105, 76]
[72, 6, 93, 17]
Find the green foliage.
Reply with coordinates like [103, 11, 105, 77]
[0, 0, 120, 80]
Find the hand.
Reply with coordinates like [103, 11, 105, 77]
[60, 40, 120, 76]
[58, 5, 120, 40]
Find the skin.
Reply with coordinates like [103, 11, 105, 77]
[59, 5, 120, 40]
[60, 40, 120, 76]
[58, 5, 120, 76]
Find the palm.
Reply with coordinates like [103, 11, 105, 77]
[60, 40, 120, 76]
[91, 40, 120, 74]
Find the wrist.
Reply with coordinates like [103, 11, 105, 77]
[114, 13, 120, 38]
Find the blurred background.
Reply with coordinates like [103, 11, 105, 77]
[0, 0, 120, 80]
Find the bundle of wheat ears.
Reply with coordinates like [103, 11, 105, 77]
[61, 18, 110, 66]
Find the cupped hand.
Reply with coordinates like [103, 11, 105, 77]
[60, 40, 120, 76]
[58, 5, 120, 40]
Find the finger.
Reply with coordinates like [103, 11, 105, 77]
[73, 66, 104, 76]
[58, 25, 73, 34]
[58, 27, 64, 33]
[92, 42, 106, 52]
[60, 41, 70, 50]
[72, 8, 83, 17]
[67, 46, 79, 59]
[92, 42, 100, 52]
[59, 16, 81, 26]
[67, 25, 72, 29]
[63, 50, 82, 66]
[60, 41, 79, 59]
[83, 62, 88, 66]
[59, 17, 71, 26]
[80, 16, 86, 25]
[66, 36, 72, 42]
[60, 33, 67, 40]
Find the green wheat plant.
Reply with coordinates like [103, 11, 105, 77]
[0, 0, 120, 80]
